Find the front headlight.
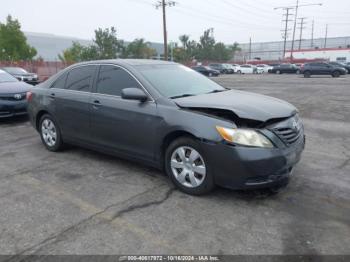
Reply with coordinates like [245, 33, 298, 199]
[216, 126, 274, 148]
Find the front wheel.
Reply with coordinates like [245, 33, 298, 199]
[39, 114, 64, 152]
[332, 71, 340, 78]
[276, 70, 281, 74]
[237, 70, 242, 74]
[303, 71, 311, 78]
[165, 137, 215, 195]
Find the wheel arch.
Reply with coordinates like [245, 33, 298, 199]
[36, 110, 50, 131]
[160, 130, 198, 169]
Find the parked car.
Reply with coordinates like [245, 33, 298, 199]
[192, 66, 220, 77]
[208, 63, 233, 74]
[222, 64, 235, 74]
[1, 67, 39, 85]
[237, 64, 254, 74]
[230, 64, 241, 73]
[27, 60, 305, 195]
[328, 62, 350, 74]
[0, 69, 31, 118]
[270, 64, 301, 74]
[301, 62, 347, 78]
[256, 64, 273, 73]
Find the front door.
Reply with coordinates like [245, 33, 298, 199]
[90, 65, 159, 161]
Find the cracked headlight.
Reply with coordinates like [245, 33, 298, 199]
[216, 126, 274, 148]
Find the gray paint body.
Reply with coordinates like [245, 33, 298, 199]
[27, 59, 305, 189]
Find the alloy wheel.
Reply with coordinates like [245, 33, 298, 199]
[41, 119, 57, 147]
[170, 146, 206, 188]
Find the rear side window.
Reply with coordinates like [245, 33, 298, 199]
[66, 65, 96, 92]
[50, 72, 67, 89]
[96, 65, 141, 96]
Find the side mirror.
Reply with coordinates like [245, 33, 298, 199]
[121, 87, 148, 102]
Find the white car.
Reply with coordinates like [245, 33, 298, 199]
[256, 64, 273, 73]
[237, 64, 264, 74]
[230, 64, 241, 73]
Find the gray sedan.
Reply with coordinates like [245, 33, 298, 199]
[27, 60, 305, 195]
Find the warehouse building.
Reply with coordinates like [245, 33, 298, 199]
[236, 36, 350, 62]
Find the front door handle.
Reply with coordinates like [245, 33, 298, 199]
[48, 93, 55, 99]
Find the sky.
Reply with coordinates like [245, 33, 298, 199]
[1, 0, 350, 44]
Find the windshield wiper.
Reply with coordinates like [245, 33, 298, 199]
[206, 89, 228, 94]
[170, 94, 196, 99]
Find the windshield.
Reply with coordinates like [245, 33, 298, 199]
[138, 64, 226, 98]
[0, 71, 18, 83]
[3, 67, 28, 74]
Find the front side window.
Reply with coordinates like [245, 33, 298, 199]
[96, 65, 141, 96]
[65, 65, 96, 92]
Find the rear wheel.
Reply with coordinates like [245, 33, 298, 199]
[208, 72, 213, 77]
[303, 71, 311, 78]
[165, 137, 215, 195]
[39, 114, 64, 151]
[276, 70, 281, 74]
[237, 70, 242, 74]
[296, 69, 300, 74]
[332, 71, 340, 78]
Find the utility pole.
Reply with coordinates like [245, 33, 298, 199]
[297, 17, 307, 50]
[274, 7, 293, 60]
[155, 0, 176, 61]
[324, 24, 328, 48]
[249, 37, 252, 60]
[275, 1, 322, 61]
[290, 0, 299, 60]
[311, 19, 315, 48]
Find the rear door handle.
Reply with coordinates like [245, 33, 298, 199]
[49, 93, 55, 99]
[92, 100, 102, 108]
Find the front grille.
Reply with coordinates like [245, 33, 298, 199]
[0, 93, 26, 101]
[270, 115, 303, 146]
[274, 127, 303, 145]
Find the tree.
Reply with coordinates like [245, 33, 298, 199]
[123, 38, 156, 59]
[198, 29, 216, 60]
[229, 42, 241, 61]
[179, 34, 190, 49]
[213, 42, 231, 61]
[93, 27, 124, 59]
[58, 42, 86, 63]
[0, 15, 37, 61]
[59, 27, 124, 62]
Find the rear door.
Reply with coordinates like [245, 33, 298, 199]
[51, 65, 97, 142]
[90, 64, 158, 161]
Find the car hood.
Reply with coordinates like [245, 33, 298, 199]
[0, 81, 32, 94]
[174, 89, 297, 122]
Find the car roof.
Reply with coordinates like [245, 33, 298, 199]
[75, 59, 178, 67]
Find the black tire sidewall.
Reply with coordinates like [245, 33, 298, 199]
[333, 71, 340, 77]
[165, 137, 215, 195]
[39, 114, 63, 152]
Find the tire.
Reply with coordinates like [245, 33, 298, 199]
[39, 114, 64, 152]
[208, 72, 213, 77]
[296, 70, 300, 74]
[276, 70, 281, 74]
[237, 70, 242, 74]
[303, 71, 311, 78]
[165, 137, 215, 195]
[332, 71, 340, 78]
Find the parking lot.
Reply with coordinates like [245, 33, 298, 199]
[1, 74, 350, 255]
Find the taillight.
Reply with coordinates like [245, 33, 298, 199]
[26, 91, 33, 102]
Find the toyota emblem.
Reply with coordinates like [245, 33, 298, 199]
[14, 94, 22, 100]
